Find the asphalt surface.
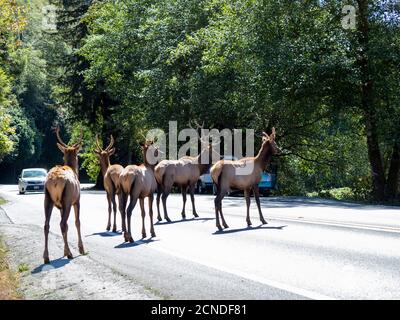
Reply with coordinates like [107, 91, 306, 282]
[1, 184, 399, 300]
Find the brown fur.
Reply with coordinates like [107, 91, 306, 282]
[43, 128, 84, 264]
[211, 128, 280, 231]
[119, 142, 159, 242]
[95, 135, 124, 233]
[154, 145, 218, 222]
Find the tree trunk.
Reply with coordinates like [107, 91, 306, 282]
[385, 139, 400, 200]
[364, 111, 385, 201]
[357, 0, 386, 201]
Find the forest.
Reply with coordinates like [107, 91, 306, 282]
[0, 0, 399, 202]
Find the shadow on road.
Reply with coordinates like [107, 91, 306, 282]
[212, 224, 287, 235]
[222, 196, 400, 210]
[31, 257, 73, 274]
[85, 231, 122, 238]
[155, 217, 214, 225]
[114, 238, 159, 249]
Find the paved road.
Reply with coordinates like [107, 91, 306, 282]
[1, 184, 400, 299]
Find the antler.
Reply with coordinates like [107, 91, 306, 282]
[271, 127, 276, 139]
[72, 128, 84, 148]
[262, 128, 276, 140]
[95, 134, 103, 152]
[210, 137, 221, 147]
[188, 119, 204, 131]
[54, 126, 68, 147]
[105, 135, 115, 151]
[189, 119, 209, 146]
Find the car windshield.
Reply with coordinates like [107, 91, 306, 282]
[22, 170, 46, 178]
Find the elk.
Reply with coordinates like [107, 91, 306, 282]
[210, 128, 280, 231]
[94, 135, 124, 233]
[43, 127, 84, 264]
[155, 130, 219, 222]
[119, 140, 160, 242]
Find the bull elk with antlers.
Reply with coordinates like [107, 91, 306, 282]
[155, 125, 219, 222]
[119, 140, 161, 242]
[94, 135, 125, 233]
[211, 128, 281, 231]
[43, 127, 84, 264]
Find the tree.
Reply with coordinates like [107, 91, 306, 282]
[0, 0, 27, 163]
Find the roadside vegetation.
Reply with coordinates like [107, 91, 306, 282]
[0, 1, 399, 203]
[0, 235, 22, 300]
[307, 188, 361, 202]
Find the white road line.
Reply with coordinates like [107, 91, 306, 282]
[142, 244, 337, 300]
[268, 216, 400, 234]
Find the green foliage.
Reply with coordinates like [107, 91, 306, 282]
[79, 0, 393, 197]
[0, 70, 15, 161]
[0, 0, 399, 198]
[70, 123, 101, 182]
[3, 104, 40, 165]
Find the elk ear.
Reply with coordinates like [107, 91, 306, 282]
[57, 143, 66, 153]
[108, 148, 115, 156]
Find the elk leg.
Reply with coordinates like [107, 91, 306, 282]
[148, 194, 156, 237]
[181, 186, 187, 219]
[253, 185, 267, 224]
[156, 185, 162, 221]
[189, 184, 199, 218]
[74, 201, 85, 255]
[106, 192, 112, 231]
[219, 191, 229, 229]
[112, 192, 118, 233]
[118, 192, 127, 233]
[220, 209, 229, 228]
[215, 187, 229, 231]
[161, 188, 172, 223]
[125, 195, 137, 243]
[139, 198, 146, 238]
[60, 204, 73, 259]
[244, 189, 252, 226]
[214, 194, 222, 231]
[43, 191, 54, 264]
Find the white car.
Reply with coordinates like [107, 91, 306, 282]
[18, 168, 48, 194]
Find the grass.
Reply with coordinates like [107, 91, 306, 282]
[307, 187, 356, 201]
[17, 263, 29, 273]
[0, 236, 22, 300]
[0, 197, 6, 206]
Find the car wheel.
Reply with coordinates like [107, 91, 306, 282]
[19, 190, 25, 195]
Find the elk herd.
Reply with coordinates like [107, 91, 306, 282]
[42, 125, 280, 264]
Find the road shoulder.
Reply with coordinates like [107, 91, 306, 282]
[0, 207, 158, 300]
